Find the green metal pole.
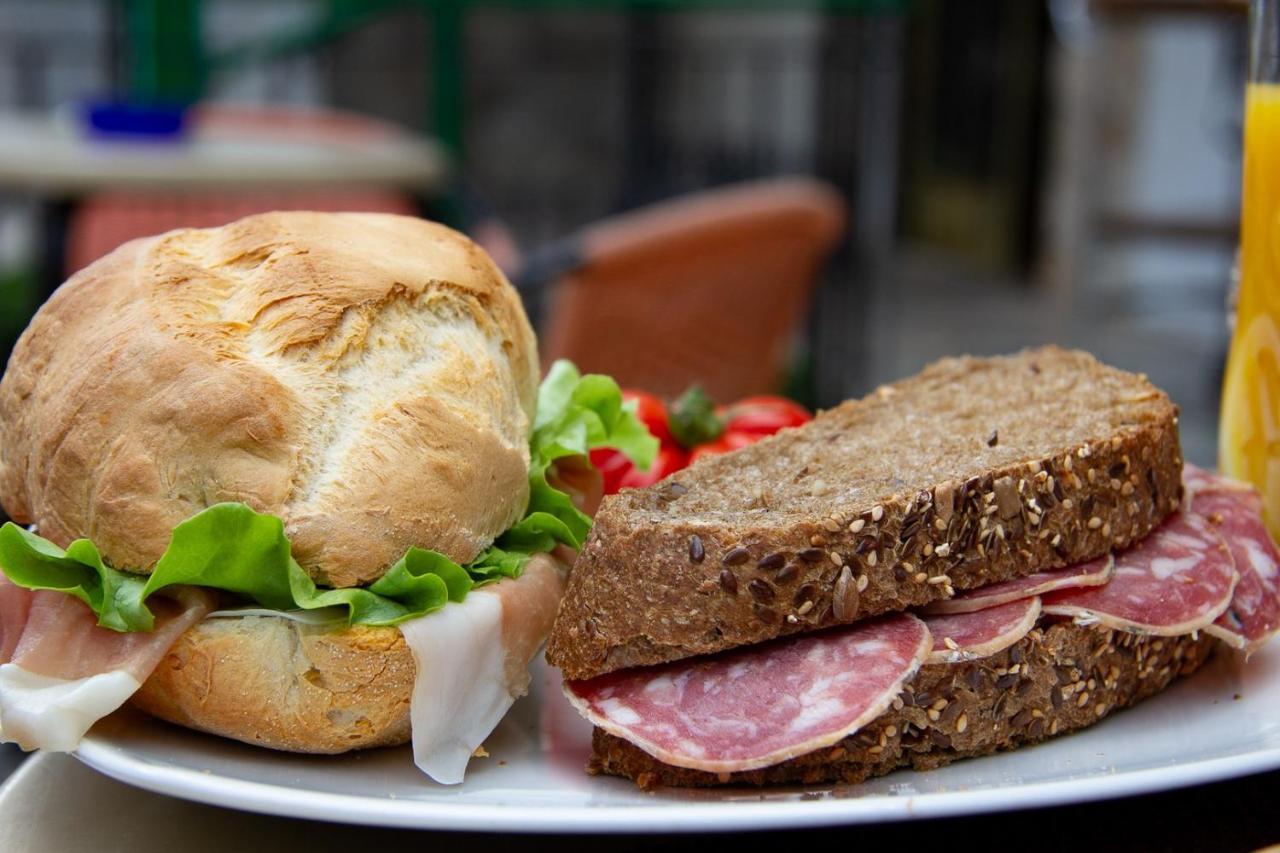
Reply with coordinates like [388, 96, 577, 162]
[123, 0, 205, 104]
[431, 1, 466, 158]
[428, 1, 466, 227]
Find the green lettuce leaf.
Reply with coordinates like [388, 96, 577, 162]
[0, 360, 656, 632]
[502, 360, 658, 551]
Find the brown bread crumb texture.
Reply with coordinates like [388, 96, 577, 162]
[589, 621, 1216, 789]
[548, 347, 1183, 680]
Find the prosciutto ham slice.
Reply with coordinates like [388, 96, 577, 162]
[564, 613, 930, 774]
[0, 576, 215, 751]
[398, 551, 568, 784]
[1042, 512, 1236, 635]
[0, 576, 33, 663]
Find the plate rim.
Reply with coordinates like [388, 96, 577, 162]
[73, 733, 1280, 834]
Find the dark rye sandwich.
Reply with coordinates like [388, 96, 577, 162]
[546, 348, 1280, 788]
[0, 211, 654, 784]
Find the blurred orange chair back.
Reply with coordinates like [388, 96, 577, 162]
[63, 104, 423, 276]
[65, 190, 417, 277]
[539, 177, 846, 402]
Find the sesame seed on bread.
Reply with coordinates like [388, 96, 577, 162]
[546, 347, 1183, 681]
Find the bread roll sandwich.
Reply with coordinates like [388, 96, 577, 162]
[547, 348, 1280, 788]
[0, 211, 655, 783]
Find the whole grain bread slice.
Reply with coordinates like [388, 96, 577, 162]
[547, 347, 1182, 680]
[589, 621, 1216, 788]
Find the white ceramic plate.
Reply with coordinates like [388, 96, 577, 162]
[74, 646, 1280, 834]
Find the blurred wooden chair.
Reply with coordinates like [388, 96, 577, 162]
[518, 177, 846, 401]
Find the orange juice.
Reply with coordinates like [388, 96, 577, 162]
[1220, 83, 1280, 540]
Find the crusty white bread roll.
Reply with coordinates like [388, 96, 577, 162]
[132, 618, 417, 753]
[0, 212, 564, 756]
[0, 211, 539, 588]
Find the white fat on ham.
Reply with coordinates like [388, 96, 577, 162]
[397, 552, 567, 784]
[205, 606, 347, 625]
[0, 668, 139, 751]
[0, 579, 215, 751]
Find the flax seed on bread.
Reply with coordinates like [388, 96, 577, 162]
[546, 347, 1182, 681]
[588, 621, 1217, 788]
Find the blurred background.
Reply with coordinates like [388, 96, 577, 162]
[0, 0, 1250, 778]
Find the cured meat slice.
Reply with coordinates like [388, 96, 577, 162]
[923, 597, 1041, 664]
[0, 576, 34, 664]
[399, 552, 568, 784]
[563, 613, 930, 774]
[0, 580, 214, 751]
[1209, 611, 1251, 650]
[1183, 463, 1256, 508]
[1183, 467, 1280, 654]
[1042, 513, 1235, 635]
[924, 556, 1113, 615]
[6, 586, 214, 680]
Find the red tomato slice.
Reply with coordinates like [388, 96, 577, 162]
[623, 390, 674, 447]
[618, 445, 688, 489]
[588, 447, 634, 495]
[721, 395, 811, 435]
[688, 430, 763, 464]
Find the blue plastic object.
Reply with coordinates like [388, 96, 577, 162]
[81, 101, 187, 139]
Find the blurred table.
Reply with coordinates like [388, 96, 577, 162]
[3, 751, 1278, 853]
[0, 106, 451, 297]
[0, 109, 449, 196]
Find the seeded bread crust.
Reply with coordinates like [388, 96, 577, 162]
[548, 347, 1183, 680]
[588, 621, 1216, 788]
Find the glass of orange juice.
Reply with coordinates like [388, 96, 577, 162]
[1221, 0, 1280, 539]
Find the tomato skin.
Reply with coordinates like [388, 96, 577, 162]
[624, 390, 673, 447]
[721, 395, 811, 435]
[618, 445, 688, 489]
[588, 447, 634, 495]
[688, 430, 762, 464]
[590, 391, 809, 494]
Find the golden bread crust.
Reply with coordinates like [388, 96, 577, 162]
[131, 617, 415, 753]
[0, 212, 539, 586]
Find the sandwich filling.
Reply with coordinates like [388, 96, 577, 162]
[0, 361, 656, 782]
[565, 466, 1280, 779]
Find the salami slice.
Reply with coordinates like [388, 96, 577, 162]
[1207, 610, 1250, 650]
[1184, 468, 1280, 654]
[923, 555, 1113, 615]
[923, 597, 1041, 664]
[563, 613, 930, 774]
[1183, 463, 1256, 509]
[1042, 512, 1236, 635]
